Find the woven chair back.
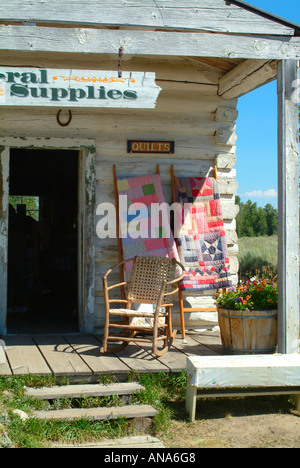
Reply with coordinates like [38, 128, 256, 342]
[127, 256, 176, 304]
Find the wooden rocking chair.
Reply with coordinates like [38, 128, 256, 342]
[101, 256, 185, 356]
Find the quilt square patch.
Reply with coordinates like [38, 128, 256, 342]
[142, 183, 156, 196]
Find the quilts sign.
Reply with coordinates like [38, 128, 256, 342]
[127, 140, 175, 154]
[0, 68, 161, 108]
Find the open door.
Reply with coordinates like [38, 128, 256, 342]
[7, 149, 79, 334]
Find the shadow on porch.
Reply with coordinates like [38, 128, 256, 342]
[0, 330, 222, 381]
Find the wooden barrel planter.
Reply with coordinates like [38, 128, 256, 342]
[217, 308, 278, 355]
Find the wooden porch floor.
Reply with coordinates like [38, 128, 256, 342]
[0, 330, 222, 380]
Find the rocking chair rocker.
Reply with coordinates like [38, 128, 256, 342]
[101, 256, 185, 356]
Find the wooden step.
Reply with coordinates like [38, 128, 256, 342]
[33, 404, 158, 421]
[25, 382, 145, 400]
[53, 435, 164, 448]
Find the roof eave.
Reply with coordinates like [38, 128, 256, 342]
[225, 0, 300, 36]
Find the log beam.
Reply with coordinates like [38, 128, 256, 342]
[218, 59, 278, 99]
[0, 26, 300, 60]
[0, 0, 295, 36]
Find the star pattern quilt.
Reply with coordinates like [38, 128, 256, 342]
[174, 176, 231, 291]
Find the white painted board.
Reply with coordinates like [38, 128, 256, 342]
[187, 354, 300, 388]
[0, 68, 161, 108]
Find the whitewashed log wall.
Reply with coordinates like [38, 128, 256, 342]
[0, 55, 239, 330]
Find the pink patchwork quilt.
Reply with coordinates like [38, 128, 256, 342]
[117, 173, 179, 272]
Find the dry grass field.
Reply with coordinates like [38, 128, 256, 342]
[238, 235, 278, 280]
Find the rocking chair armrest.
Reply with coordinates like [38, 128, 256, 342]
[103, 257, 137, 279]
[108, 299, 129, 304]
[165, 259, 185, 286]
[164, 286, 180, 297]
[106, 282, 128, 291]
[166, 270, 185, 286]
[154, 279, 168, 316]
[166, 274, 184, 286]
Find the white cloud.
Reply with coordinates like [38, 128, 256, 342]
[263, 189, 277, 198]
[244, 190, 264, 197]
[243, 189, 277, 198]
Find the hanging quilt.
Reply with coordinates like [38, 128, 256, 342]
[117, 173, 179, 273]
[174, 176, 231, 291]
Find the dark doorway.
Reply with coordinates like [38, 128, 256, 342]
[7, 149, 79, 334]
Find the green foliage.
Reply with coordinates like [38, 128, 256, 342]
[0, 372, 188, 448]
[236, 196, 278, 238]
[131, 371, 187, 431]
[216, 276, 278, 311]
[9, 196, 39, 221]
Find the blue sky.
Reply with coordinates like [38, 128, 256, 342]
[234, 0, 300, 208]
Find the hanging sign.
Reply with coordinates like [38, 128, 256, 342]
[127, 140, 175, 154]
[0, 68, 161, 108]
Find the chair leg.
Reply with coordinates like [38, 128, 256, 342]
[153, 344, 169, 357]
[178, 290, 186, 339]
[100, 316, 110, 353]
[101, 333, 129, 353]
[105, 341, 130, 353]
[166, 306, 177, 348]
[152, 307, 177, 356]
[101, 328, 136, 354]
[152, 313, 162, 356]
